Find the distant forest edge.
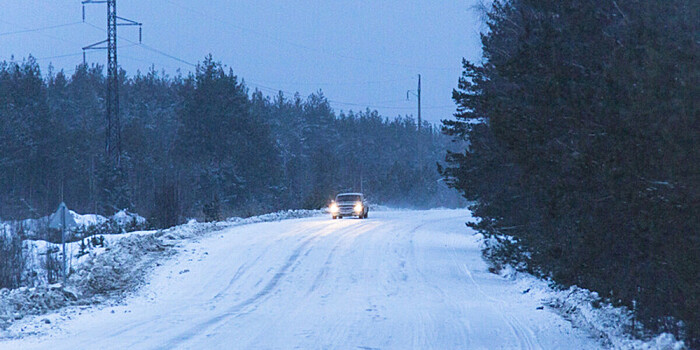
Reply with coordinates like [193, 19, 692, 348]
[0, 55, 463, 226]
[441, 0, 698, 346]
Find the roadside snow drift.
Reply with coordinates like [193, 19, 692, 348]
[1, 209, 603, 349]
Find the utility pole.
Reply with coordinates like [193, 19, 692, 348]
[407, 74, 422, 132]
[61, 204, 66, 286]
[82, 0, 141, 166]
[417, 74, 421, 132]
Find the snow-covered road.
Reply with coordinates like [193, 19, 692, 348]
[3, 209, 601, 349]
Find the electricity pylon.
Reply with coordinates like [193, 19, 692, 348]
[82, 0, 141, 166]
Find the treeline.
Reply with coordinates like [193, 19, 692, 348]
[442, 0, 698, 346]
[0, 55, 462, 226]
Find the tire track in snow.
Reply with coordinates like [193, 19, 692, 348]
[209, 221, 333, 304]
[162, 235, 318, 348]
[307, 220, 377, 294]
[243, 219, 379, 348]
[405, 215, 471, 349]
[209, 254, 263, 303]
[163, 219, 370, 348]
[99, 225, 325, 345]
[449, 243, 542, 350]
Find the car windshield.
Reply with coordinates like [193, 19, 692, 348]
[336, 194, 361, 202]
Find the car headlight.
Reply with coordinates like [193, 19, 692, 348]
[354, 203, 363, 212]
[330, 203, 339, 212]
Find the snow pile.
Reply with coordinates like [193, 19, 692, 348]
[542, 285, 685, 350]
[111, 210, 146, 227]
[72, 234, 172, 297]
[19, 230, 157, 288]
[70, 212, 107, 227]
[2, 209, 147, 242]
[0, 285, 78, 331]
[0, 208, 323, 333]
[226, 208, 323, 224]
[159, 209, 324, 241]
[20, 240, 54, 287]
[498, 266, 685, 350]
[70, 208, 323, 297]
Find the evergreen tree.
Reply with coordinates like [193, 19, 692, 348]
[442, 0, 699, 344]
[0, 54, 463, 222]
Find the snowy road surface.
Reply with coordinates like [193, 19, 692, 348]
[3, 209, 601, 349]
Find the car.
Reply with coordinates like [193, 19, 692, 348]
[329, 193, 369, 219]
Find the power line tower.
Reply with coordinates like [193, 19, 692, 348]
[82, 0, 141, 166]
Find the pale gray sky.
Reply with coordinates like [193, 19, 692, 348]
[0, 0, 483, 123]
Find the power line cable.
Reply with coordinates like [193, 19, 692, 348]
[0, 21, 82, 37]
[35, 52, 86, 61]
[0, 4, 456, 116]
[84, 21, 428, 105]
[248, 77, 415, 87]
[84, 21, 196, 67]
[160, 0, 455, 71]
[34, 44, 139, 62]
[119, 53, 182, 71]
[83, 21, 455, 112]
[137, 42, 196, 67]
[0, 18, 84, 47]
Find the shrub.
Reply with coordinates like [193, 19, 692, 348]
[0, 226, 24, 289]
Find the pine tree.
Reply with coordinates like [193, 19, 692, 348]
[442, 0, 699, 344]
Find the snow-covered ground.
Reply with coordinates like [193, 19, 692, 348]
[0, 209, 609, 349]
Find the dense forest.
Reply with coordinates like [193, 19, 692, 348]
[441, 0, 698, 345]
[0, 55, 462, 227]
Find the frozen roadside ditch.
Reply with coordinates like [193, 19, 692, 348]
[0, 209, 324, 339]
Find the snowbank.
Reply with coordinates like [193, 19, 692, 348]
[0, 285, 79, 331]
[111, 210, 146, 227]
[2, 208, 147, 242]
[70, 211, 107, 227]
[0, 208, 324, 335]
[496, 266, 685, 349]
[21, 229, 157, 287]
